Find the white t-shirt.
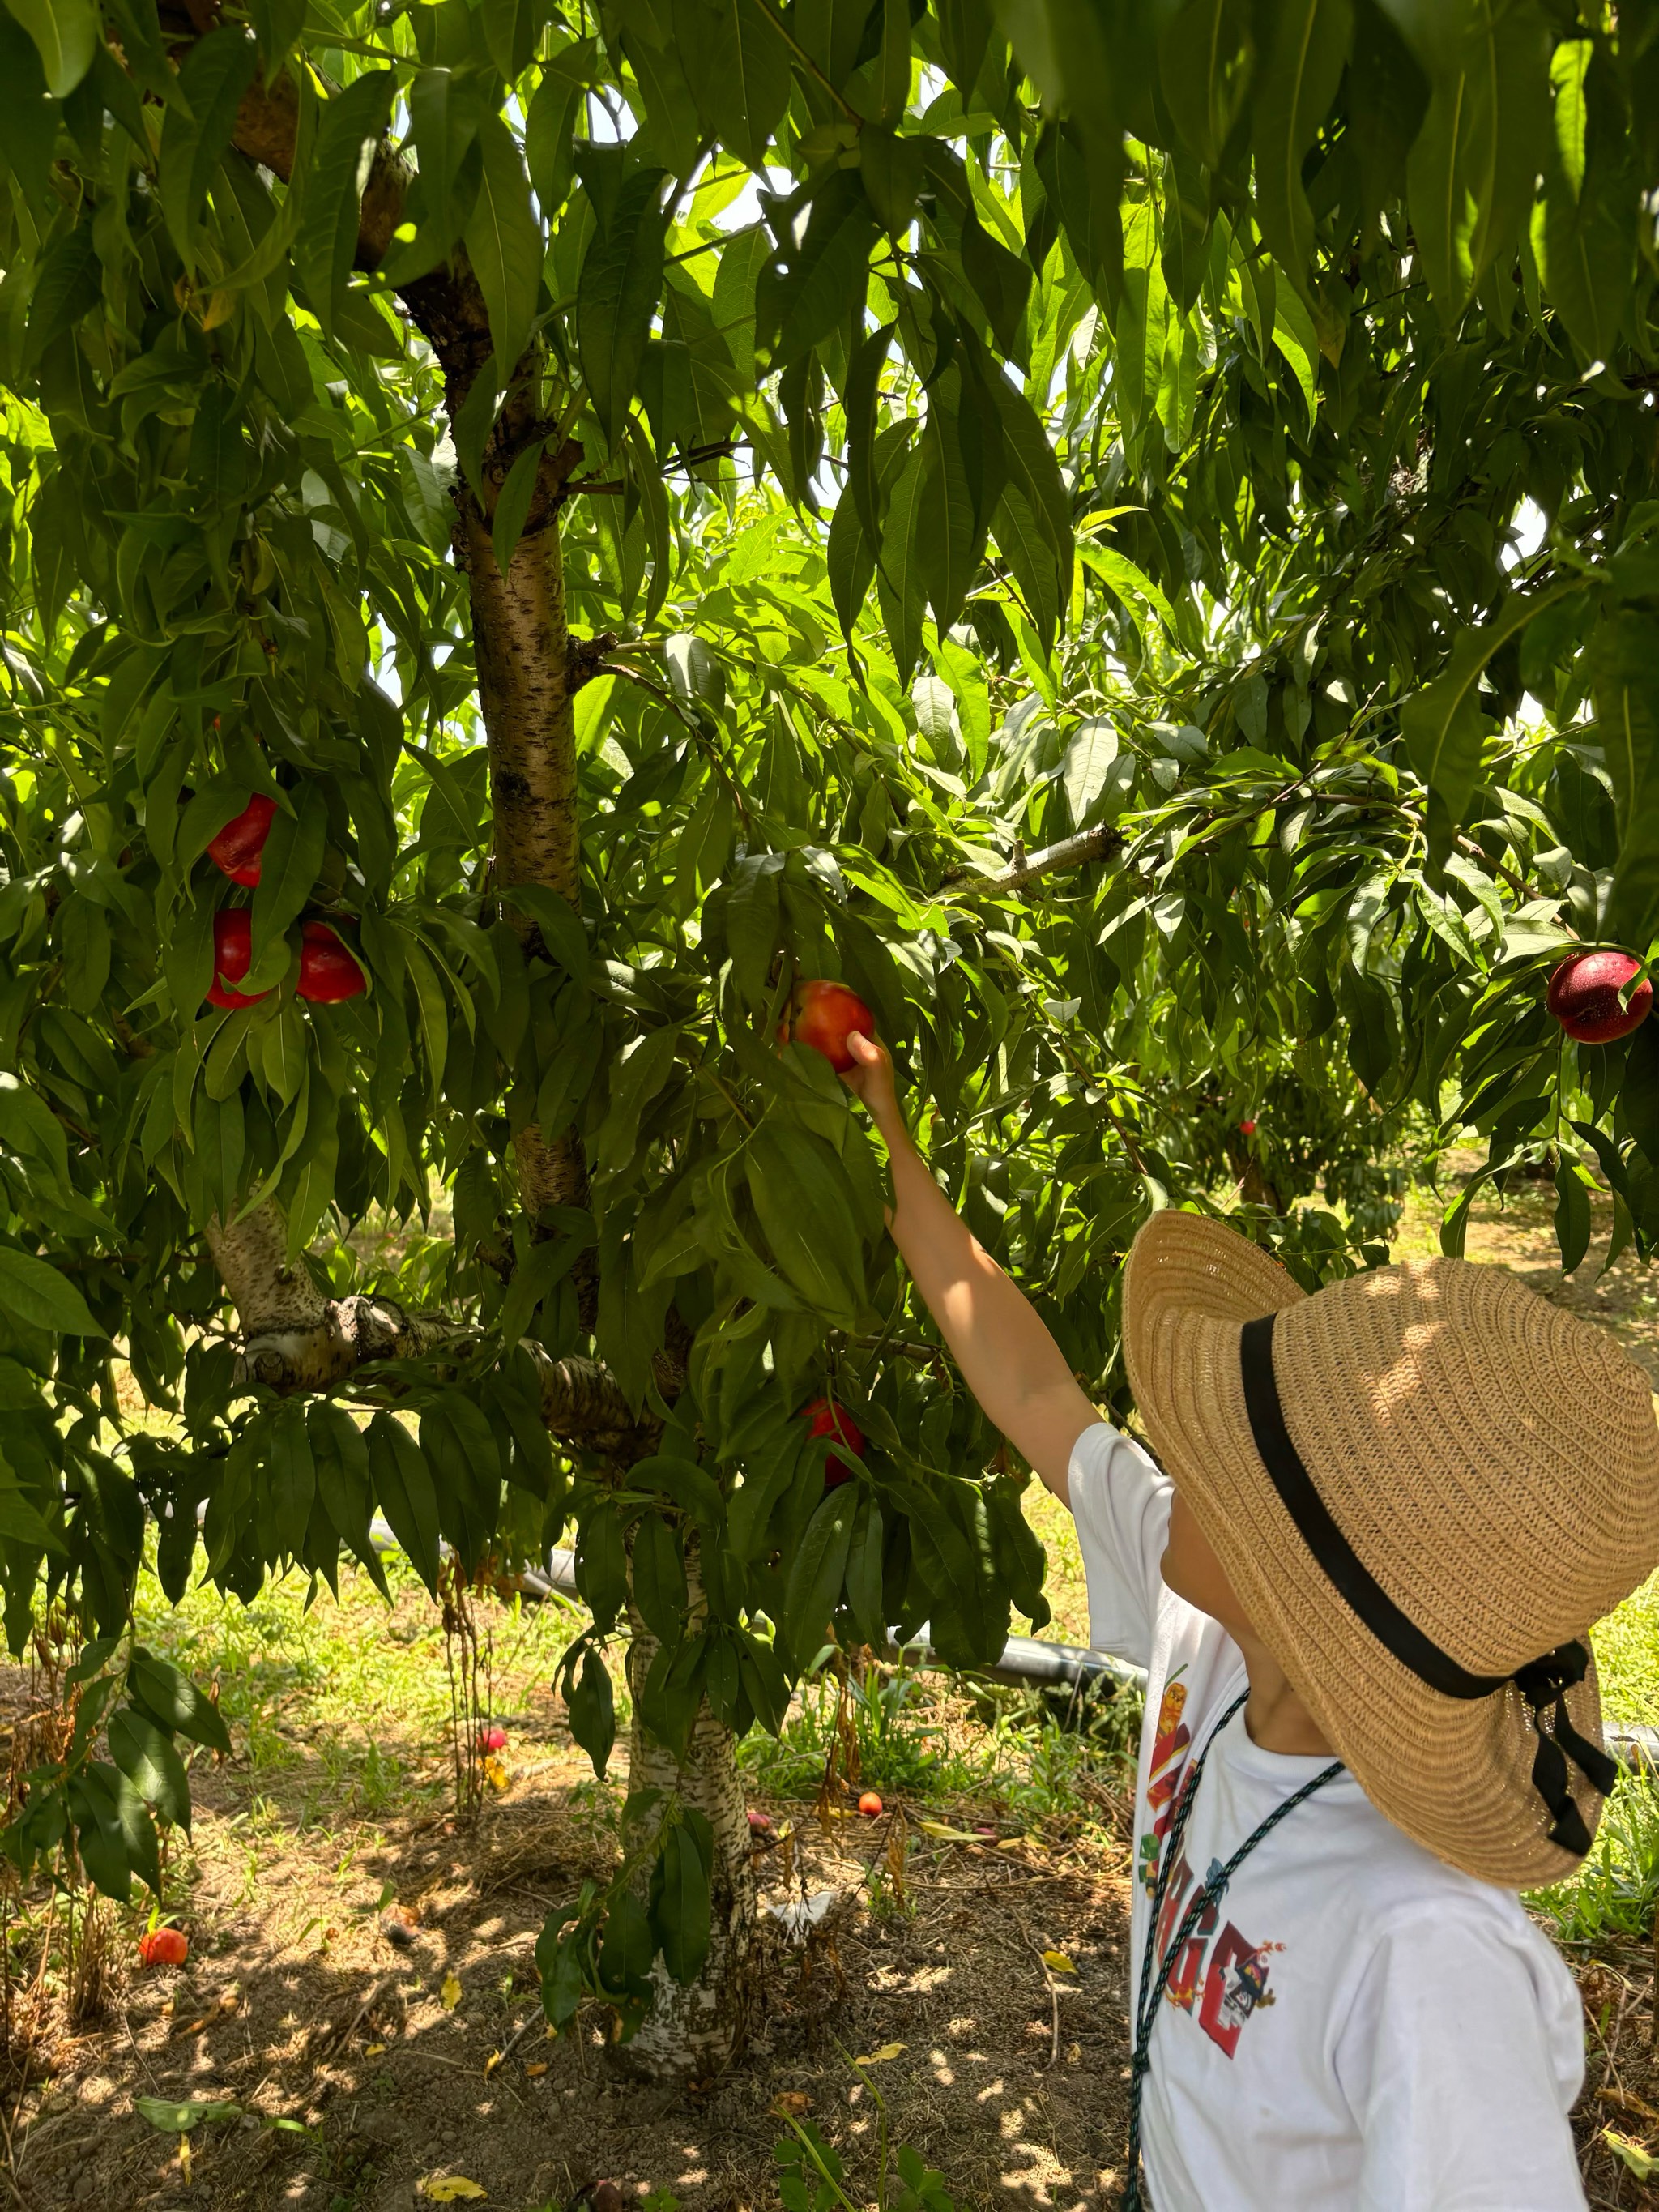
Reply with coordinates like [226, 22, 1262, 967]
[1069, 1423, 1589, 2212]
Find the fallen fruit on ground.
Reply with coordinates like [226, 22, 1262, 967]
[747, 1807, 774, 1835]
[778, 978, 876, 1073]
[477, 1726, 508, 1753]
[858, 1791, 883, 1817]
[1546, 950, 1653, 1044]
[296, 919, 366, 1002]
[138, 1928, 189, 1967]
[801, 1397, 864, 1488]
[206, 910, 271, 1010]
[206, 792, 279, 886]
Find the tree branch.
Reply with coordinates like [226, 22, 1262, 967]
[945, 823, 1127, 897]
[209, 1205, 638, 1447]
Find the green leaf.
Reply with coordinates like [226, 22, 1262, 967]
[367, 1413, 441, 1595]
[160, 29, 260, 267]
[649, 1815, 712, 1984]
[464, 110, 544, 383]
[919, 402, 979, 636]
[491, 440, 544, 575]
[0, 1246, 102, 1336]
[630, 1513, 688, 1642]
[782, 1484, 855, 1663]
[130, 1651, 232, 1757]
[1554, 1155, 1593, 1276]
[876, 437, 927, 687]
[1252, 0, 1352, 305]
[1398, 586, 1580, 859]
[1535, 42, 1634, 365]
[399, 66, 484, 275]
[676, 0, 791, 169]
[292, 70, 396, 336]
[576, 1502, 629, 1632]
[1590, 609, 1659, 950]
[758, 172, 877, 371]
[2, 0, 97, 96]
[267, 1401, 317, 1562]
[566, 1646, 616, 1778]
[248, 784, 328, 984]
[136, 2097, 242, 2134]
[746, 1120, 868, 1325]
[108, 1707, 192, 1831]
[578, 167, 668, 451]
[308, 1401, 387, 1595]
[1392, 0, 1550, 323]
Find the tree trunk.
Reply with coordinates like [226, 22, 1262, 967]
[220, 73, 756, 2075]
[619, 1629, 757, 2081]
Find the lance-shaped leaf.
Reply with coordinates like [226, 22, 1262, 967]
[676, 0, 791, 169]
[292, 70, 396, 337]
[578, 168, 668, 451]
[1592, 609, 1659, 950]
[1389, 0, 1550, 325]
[464, 110, 544, 383]
[4, 0, 98, 96]
[1252, 0, 1352, 301]
[1398, 584, 1582, 860]
[159, 29, 260, 269]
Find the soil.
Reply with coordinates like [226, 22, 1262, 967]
[1, 1700, 1137, 2212]
[2, 1161, 1657, 2211]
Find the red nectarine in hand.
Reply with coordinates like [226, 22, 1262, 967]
[779, 979, 875, 1074]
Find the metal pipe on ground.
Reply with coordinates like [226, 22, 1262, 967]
[375, 1526, 1659, 1773]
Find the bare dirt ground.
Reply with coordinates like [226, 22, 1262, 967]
[2, 1663, 1137, 2212]
[1, 1161, 1657, 2211]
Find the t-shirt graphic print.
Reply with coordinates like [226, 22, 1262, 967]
[1068, 1421, 1590, 2212]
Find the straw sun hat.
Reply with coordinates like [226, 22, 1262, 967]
[1122, 1211, 1659, 1887]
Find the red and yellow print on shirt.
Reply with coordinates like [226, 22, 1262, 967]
[1139, 1675, 1192, 1896]
[1155, 1847, 1284, 2059]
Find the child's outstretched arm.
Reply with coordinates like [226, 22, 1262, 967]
[842, 1030, 1098, 1505]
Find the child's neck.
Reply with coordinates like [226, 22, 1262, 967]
[1238, 1633, 1337, 1758]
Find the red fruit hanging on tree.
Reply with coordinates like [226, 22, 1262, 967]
[1239, 1118, 1256, 1136]
[802, 1397, 864, 1488]
[296, 920, 365, 1003]
[206, 909, 271, 1010]
[207, 792, 279, 886]
[778, 979, 876, 1074]
[1546, 950, 1653, 1044]
[138, 1927, 189, 1967]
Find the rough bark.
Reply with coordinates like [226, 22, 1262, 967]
[950, 822, 1126, 898]
[204, 1199, 326, 1337]
[619, 1578, 757, 2080]
[207, 1206, 638, 1445]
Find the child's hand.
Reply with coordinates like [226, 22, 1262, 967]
[842, 1030, 906, 1148]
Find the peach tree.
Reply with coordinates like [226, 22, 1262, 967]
[0, 0, 1656, 2072]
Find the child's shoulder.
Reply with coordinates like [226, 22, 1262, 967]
[1316, 1783, 1571, 1975]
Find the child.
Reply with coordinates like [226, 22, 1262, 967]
[842, 1029, 1659, 2210]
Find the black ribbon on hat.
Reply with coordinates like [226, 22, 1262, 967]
[1239, 1313, 1618, 1856]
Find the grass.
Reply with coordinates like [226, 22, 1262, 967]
[131, 1547, 591, 1827]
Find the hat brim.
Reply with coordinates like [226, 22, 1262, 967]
[1122, 1211, 1604, 1889]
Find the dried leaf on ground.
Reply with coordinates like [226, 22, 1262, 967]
[441, 1970, 462, 2009]
[418, 2177, 488, 2201]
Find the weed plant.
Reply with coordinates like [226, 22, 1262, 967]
[1530, 1764, 1659, 1946]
